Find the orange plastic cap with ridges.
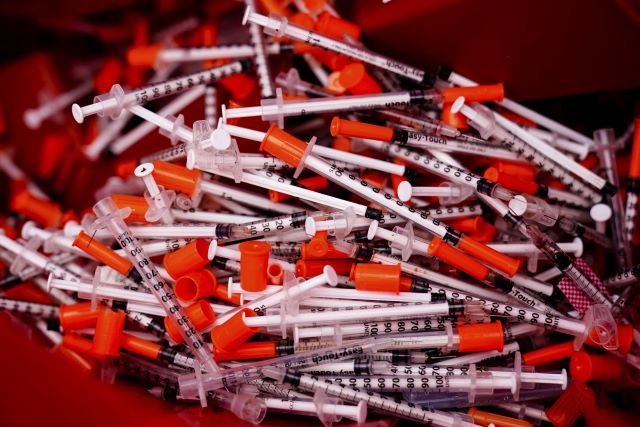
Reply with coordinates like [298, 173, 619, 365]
[314, 11, 361, 40]
[296, 259, 353, 278]
[239, 241, 272, 292]
[522, 341, 575, 366]
[174, 269, 217, 302]
[570, 351, 624, 382]
[214, 341, 278, 361]
[59, 302, 101, 331]
[152, 160, 201, 197]
[457, 321, 504, 352]
[267, 262, 285, 285]
[484, 167, 539, 195]
[92, 308, 126, 359]
[62, 333, 94, 355]
[121, 333, 162, 360]
[269, 175, 328, 202]
[260, 124, 308, 168]
[442, 83, 504, 104]
[441, 102, 469, 130]
[302, 231, 329, 258]
[111, 194, 149, 223]
[163, 239, 212, 279]
[127, 44, 162, 67]
[545, 382, 595, 427]
[164, 300, 216, 344]
[428, 237, 490, 281]
[11, 189, 63, 229]
[468, 408, 533, 427]
[211, 308, 260, 351]
[629, 118, 640, 178]
[352, 263, 402, 293]
[330, 116, 394, 142]
[339, 63, 382, 95]
[73, 231, 133, 275]
[458, 236, 521, 277]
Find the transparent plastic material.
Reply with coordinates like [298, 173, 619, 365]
[90, 197, 219, 375]
[574, 303, 618, 350]
[306, 207, 356, 239]
[509, 194, 560, 227]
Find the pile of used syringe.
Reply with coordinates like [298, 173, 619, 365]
[2, 1, 639, 426]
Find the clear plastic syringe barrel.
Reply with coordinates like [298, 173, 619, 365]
[92, 197, 218, 374]
[593, 128, 632, 267]
[207, 389, 267, 425]
[558, 217, 612, 249]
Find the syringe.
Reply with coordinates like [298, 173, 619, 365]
[624, 119, 640, 241]
[479, 194, 612, 307]
[223, 83, 504, 127]
[91, 197, 219, 374]
[452, 99, 603, 203]
[593, 128, 632, 268]
[557, 217, 612, 249]
[245, 0, 275, 98]
[221, 123, 520, 277]
[71, 60, 248, 123]
[0, 296, 60, 319]
[263, 368, 480, 427]
[243, 7, 435, 86]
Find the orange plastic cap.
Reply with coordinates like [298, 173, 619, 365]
[239, 241, 271, 292]
[93, 58, 124, 93]
[330, 116, 394, 142]
[428, 237, 490, 281]
[219, 73, 256, 101]
[260, 124, 308, 168]
[352, 263, 401, 293]
[174, 268, 217, 302]
[296, 259, 353, 278]
[152, 160, 201, 197]
[164, 300, 216, 344]
[545, 382, 595, 427]
[59, 302, 101, 331]
[73, 231, 133, 275]
[314, 11, 361, 40]
[442, 83, 505, 104]
[211, 308, 260, 351]
[267, 262, 285, 285]
[111, 194, 149, 223]
[339, 63, 382, 95]
[289, 12, 315, 30]
[457, 321, 504, 352]
[121, 333, 162, 360]
[448, 217, 485, 234]
[458, 236, 521, 277]
[214, 341, 278, 361]
[522, 341, 575, 366]
[213, 284, 242, 305]
[570, 350, 624, 382]
[115, 160, 138, 179]
[62, 333, 94, 356]
[629, 117, 640, 178]
[468, 407, 533, 427]
[92, 308, 125, 359]
[11, 189, 63, 229]
[302, 231, 329, 258]
[316, 52, 351, 72]
[441, 102, 469, 129]
[494, 160, 536, 181]
[163, 239, 212, 279]
[127, 44, 162, 67]
[484, 167, 539, 195]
